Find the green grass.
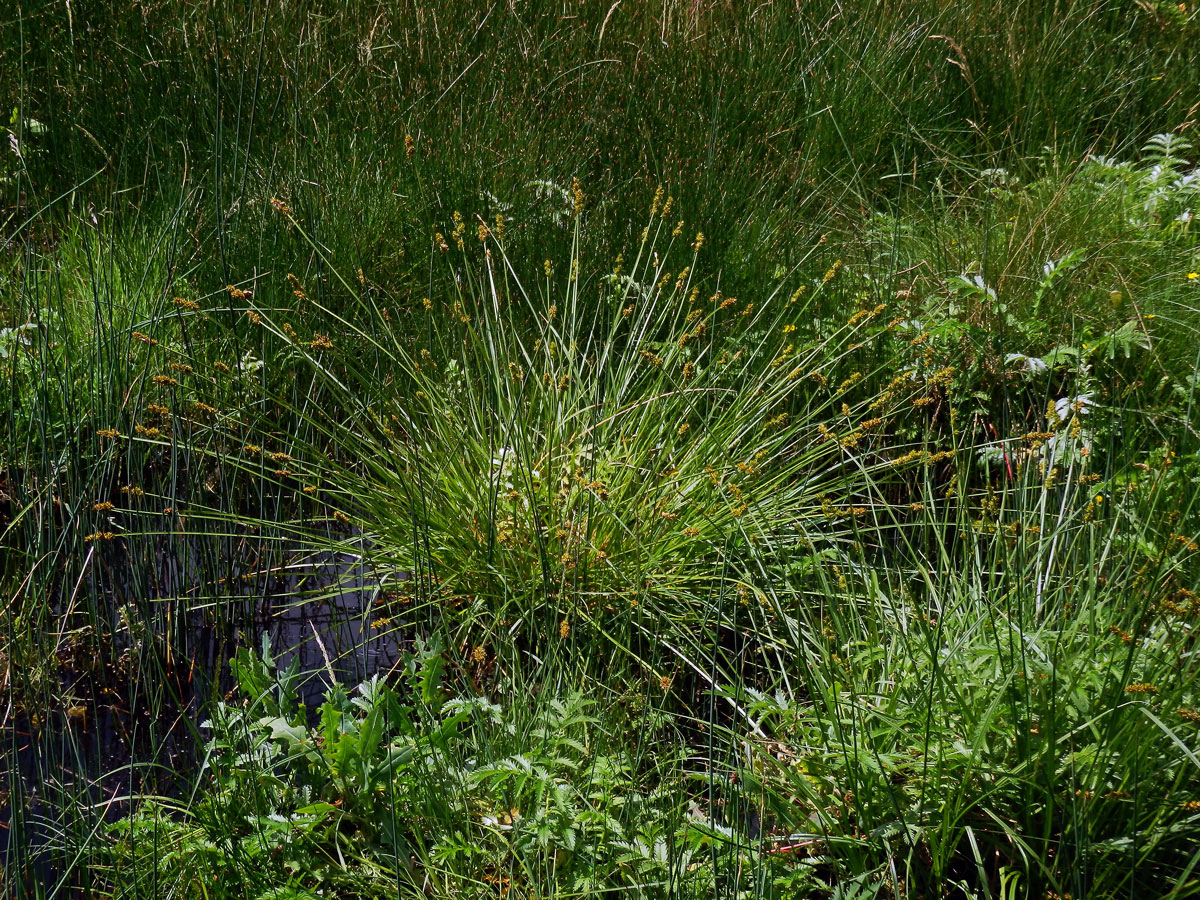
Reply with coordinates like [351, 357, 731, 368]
[3, 1, 1200, 898]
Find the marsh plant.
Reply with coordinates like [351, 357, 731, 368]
[3, 2, 1200, 898]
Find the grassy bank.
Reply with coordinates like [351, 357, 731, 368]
[3, 1, 1200, 898]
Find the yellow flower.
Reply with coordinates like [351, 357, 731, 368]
[1187, 272, 1198, 280]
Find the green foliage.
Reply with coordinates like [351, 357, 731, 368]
[4, 2, 1200, 899]
[98, 639, 797, 899]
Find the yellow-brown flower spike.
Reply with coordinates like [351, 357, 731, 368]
[452, 211, 466, 250]
[1124, 682, 1158, 694]
[650, 185, 664, 217]
[572, 177, 584, 214]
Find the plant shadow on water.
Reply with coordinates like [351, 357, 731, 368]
[2, 530, 410, 879]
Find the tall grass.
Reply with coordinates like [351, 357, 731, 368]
[2, 1, 1200, 897]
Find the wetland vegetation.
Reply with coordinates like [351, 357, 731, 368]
[2, 1, 1200, 897]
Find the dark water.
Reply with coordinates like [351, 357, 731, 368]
[2, 535, 410, 886]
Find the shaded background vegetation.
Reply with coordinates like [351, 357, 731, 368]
[2, 1, 1200, 898]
